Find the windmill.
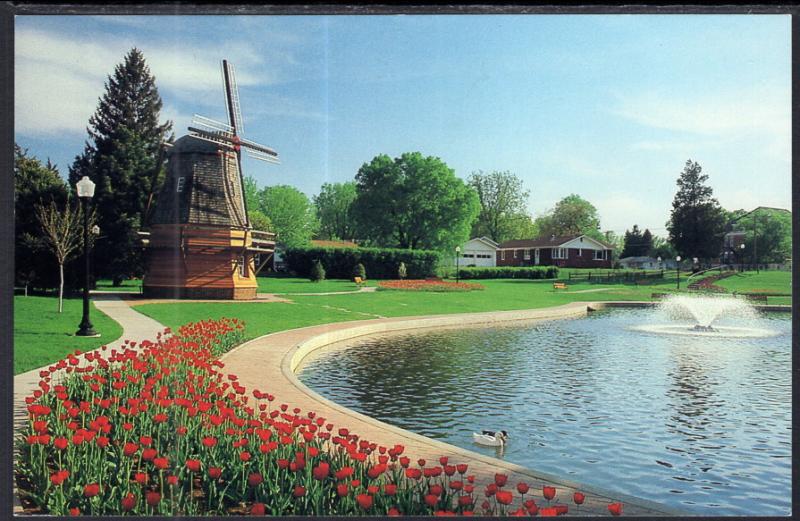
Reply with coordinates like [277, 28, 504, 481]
[141, 60, 278, 300]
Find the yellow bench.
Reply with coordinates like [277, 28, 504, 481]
[552, 282, 568, 291]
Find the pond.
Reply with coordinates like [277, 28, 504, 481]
[296, 307, 792, 516]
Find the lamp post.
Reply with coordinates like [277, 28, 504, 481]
[740, 243, 745, 273]
[455, 246, 461, 284]
[692, 257, 699, 274]
[75, 176, 99, 337]
[675, 255, 682, 290]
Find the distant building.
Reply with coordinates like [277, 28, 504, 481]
[618, 256, 676, 270]
[458, 237, 498, 267]
[496, 234, 614, 268]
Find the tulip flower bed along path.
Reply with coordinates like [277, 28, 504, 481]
[15, 314, 666, 516]
[378, 279, 485, 292]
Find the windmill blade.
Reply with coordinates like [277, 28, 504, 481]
[222, 60, 244, 135]
[239, 136, 279, 158]
[192, 114, 234, 135]
[246, 149, 281, 164]
[187, 127, 237, 150]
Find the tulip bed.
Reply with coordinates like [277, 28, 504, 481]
[16, 317, 625, 516]
[378, 279, 485, 292]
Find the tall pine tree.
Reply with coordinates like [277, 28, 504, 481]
[68, 48, 172, 284]
[666, 160, 726, 260]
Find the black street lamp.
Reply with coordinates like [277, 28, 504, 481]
[75, 176, 99, 337]
[675, 255, 682, 290]
[455, 246, 461, 284]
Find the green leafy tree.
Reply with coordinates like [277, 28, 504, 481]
[248, 210, 273, 233]
[651, 235, 677, 260]
[535, 194, 603, 240]
[314, 182, 357, 240]
[468, 170, 535, 242]
[243, 175, 260, 219]
[68, 48, 172, 285]
[351, 152, 479, 251]
[666, 160, 726, 260]
[14, 145, 68, 290]
[728, 208, 792, 264]
[256, 185, 319, 248]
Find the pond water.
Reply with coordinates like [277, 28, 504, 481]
[296, 308, 792, 516]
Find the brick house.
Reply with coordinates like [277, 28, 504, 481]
[496, 234, 613, 268]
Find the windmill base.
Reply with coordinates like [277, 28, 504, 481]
[143, 285, 257, 300]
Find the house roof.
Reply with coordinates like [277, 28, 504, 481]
[310, 239, 358, 248]
[498, 234, 614, 250]
[464, 236, 499, 248]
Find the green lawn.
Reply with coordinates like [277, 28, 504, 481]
[135, 277, 683, 342]
[14, 296, 123, 375]
[95, 278, 143, 292]
[714, 270, 792, 295]
[256, 276, 375, 294]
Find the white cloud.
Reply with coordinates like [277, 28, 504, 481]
[14, 26, 289, 136]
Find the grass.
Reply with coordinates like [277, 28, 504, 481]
[714, 270, 792, 295]
[134, 277, 687, 341]
[256, 275, 375, 294]
[95, 278, 143, 292]
[14, 295, 123, 375]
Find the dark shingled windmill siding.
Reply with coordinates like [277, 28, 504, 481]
[151, 136, 247, 228]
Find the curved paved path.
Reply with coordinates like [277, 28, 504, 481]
[220, 301, 685, 516]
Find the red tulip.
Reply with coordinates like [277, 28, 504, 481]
[439, 456, 449, 466]
[239, 451, 251, 462]
[425, 494, 439, 508]
[444, 464, 456, 476]
[313, 462, 330, 480]
[83, 483, 100, 497]
[142, 448, 157, 461]
[405, 468, 422, 480]
[608, 502, 623, 516]
[202, 436, 217, 448]
[335, 466, 354, 480]
[250, 502, 266, 515]
[459, 495, 473, 507]
[517, 482, 530, 495]
[69, 507, 80, 516]
[384, 483, 397, 496]
[145, 490, 161, 507]
[388, 507, 401, 516]
[121, 492, 136, 511]
[186, 459, 201, 473]
[496, 490, 514, 505]
[153, 457, 169, 470]
[430, 484, 444, 497]
[540, 507, 558, 517]
[356, 493, 374, 509]
[248, 473, 263, 487]
[336, 483, 349, 497]
[450, 480, 463, 491]
[543, 485, 556, 501]
[494, 473, 508, 487]
[399, 456, 411, 468]
[134, 472, 148, 485]
[208, 467, 222, 480]
[418, 458, 426, 467]
[456, 463, 468, 474]
[54, 437, 68, 450]
[139, 436, 152, 446]
[50, 470, 69, 486]
[293, 485, 306, 497]
[123, 442, 138, 457]
[510, 508, 527, 516]
[485, 483, 498, 497]
[553, 504, 569, 515]
[167, 475, 178, 486]
[573, 492, 586, 505]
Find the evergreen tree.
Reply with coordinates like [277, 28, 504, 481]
[620, 225, 653, 257]
[641, 228, 654, 256]
[666, 160, 726, 259]
[68, 48, 172, 285]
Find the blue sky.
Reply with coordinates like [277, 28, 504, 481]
[15, 14, 791, 236]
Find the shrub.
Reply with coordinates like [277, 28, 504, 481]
[283, 247, 440, 279]
[397, 261, 407, 280]
[457, 266, 559, 280]
[310, 260, 326, 282]
[353, 262, 367, 280]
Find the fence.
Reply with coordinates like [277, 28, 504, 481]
[567, 270, 664, 283]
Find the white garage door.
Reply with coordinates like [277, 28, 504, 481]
[462, 250, 495, 267]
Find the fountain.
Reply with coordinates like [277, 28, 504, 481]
[631, 295, 778, 338]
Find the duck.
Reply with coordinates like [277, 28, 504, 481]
[473, 430, 509, 447]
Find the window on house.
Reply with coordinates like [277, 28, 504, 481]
[501, 250, 505, 260]
[524, 249, 531, 260]
[513, 250, 517, 259]
[594, 249, 605, 260]
[578, 248, 582, 257]
[553, 248, 568, 259]
[176, 176, 186, 193]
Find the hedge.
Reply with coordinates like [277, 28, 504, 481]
[457, 266, 559, 280]
[282, 246, 440, 279]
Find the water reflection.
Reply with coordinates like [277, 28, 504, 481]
[297, 309, 791, 516]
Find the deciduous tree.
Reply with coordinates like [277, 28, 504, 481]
[468, 170, 535, 242]
[256, 185, 319, 248]
[535, 194, 603, 240]
[314, 182, 357, 240]
[351, 152, 479, 251]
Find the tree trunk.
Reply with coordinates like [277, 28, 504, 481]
[58, 262, 64, 313]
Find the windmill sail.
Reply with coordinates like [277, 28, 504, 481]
[222, 60, 244, 134]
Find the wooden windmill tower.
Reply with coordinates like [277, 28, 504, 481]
[142, 60, 278, 300]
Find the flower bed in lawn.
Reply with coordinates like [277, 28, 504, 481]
[16, 317, 624, 516]
[378, 279, 485, 292]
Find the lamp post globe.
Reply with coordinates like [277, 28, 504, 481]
[455, 246, 461, 284]
[675, 255, 682, 290]
[739, 243, 746, 272]
[75, 176, 99, 337]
